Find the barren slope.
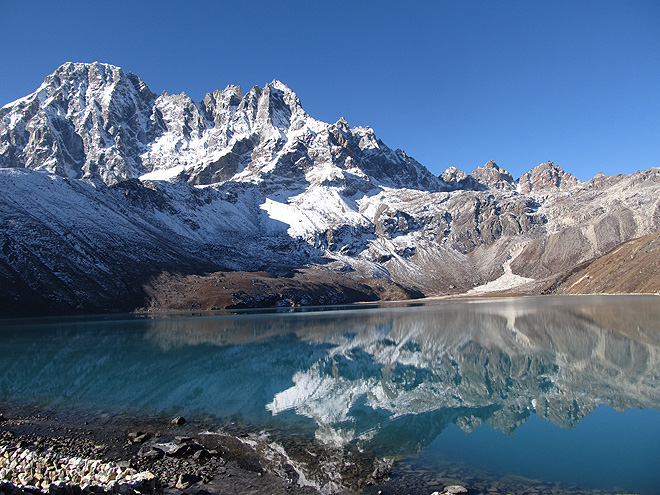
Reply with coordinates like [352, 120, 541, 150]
[552, 230, 660, 294]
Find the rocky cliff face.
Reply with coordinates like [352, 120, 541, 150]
[1, 62, 659, 315]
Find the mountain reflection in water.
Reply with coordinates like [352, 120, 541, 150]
[1, 295, 659, 460]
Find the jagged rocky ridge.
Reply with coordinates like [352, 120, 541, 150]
[1, 62, 659, 315]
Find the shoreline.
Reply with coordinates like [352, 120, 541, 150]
[3, 291, 659, 325]
[0, 405, 345, 495]
[0, 405, 638, 495]
[0, 292, 658, 327]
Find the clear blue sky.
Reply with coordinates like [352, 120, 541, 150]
[1, 0, 659, 181]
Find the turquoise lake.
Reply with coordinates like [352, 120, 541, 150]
[1, 295, 659, 494]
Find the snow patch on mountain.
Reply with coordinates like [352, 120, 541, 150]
[468, 243, 535, 294]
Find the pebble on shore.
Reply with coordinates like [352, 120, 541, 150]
[0, 445, 158, 495]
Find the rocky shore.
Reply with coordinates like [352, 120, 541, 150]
[0, 445, 158, 495]
[0, 408, 639, 495]
[0, 407, 386, 495]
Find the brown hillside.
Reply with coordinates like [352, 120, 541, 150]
[138, 268, 422, 312]
[552, 230, 660, 294]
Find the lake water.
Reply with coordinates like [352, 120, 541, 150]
[1, 295, 659, 494]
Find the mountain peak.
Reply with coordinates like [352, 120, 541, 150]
[0, 61, 157, 182]
[266, 80, 304, 113]
[47, 61, 129, 90]
[441, 165, 466, 181]
[267, 79, 290, 91]
[471, 160, 515, 190]
[440, 165, 482, 191]
[519, 161, 580, 194]
[223, 84, 243, 97]
[54, 61, 122, 74]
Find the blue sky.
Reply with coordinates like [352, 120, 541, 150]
[1, 0, 658, 181]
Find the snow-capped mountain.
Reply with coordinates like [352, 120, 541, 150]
[0, 62, 442, 191]
[1, 62, 659, 315]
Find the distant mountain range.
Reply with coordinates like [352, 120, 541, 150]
[1, 62, 659, 316]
